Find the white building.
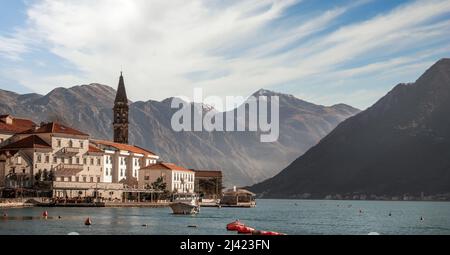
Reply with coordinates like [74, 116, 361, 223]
[139, 162, 195, 194]
[90, 140, 159, 186]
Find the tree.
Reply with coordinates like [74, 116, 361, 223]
[151, 177, 167, 191]
[42, 169, 49, 181]
[48, 170, 56, 182]
[35, 170, 42, 182]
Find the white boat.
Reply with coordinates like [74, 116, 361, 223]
[169, 194, 200, 215]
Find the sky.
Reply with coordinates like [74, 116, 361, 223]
[0, 0, 450, 110]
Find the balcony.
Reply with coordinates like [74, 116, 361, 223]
[56, 147, 80, 157]
[54, 164, 84, 177]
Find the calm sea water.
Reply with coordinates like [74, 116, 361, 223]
[1, 199, 450, 235]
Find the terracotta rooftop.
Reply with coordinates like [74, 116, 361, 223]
[0, 135, 51, 150]
[93, 140, 157, 157]
[21, 122, 88, 136]
[141, 162, 193, 172]
[88, 145, 104, 153]
[0, 115, 36, 134]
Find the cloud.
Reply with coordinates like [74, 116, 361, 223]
[2, 0, 450, 110]
[0, 35, 27, 60]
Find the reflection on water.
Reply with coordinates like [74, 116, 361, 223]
[1, 199, 450, 235]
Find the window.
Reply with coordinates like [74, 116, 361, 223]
[90, 158, 94, 165]
[45, 155, 49, 163]
[83, 177, 87, 182]
[57, 139, 61, 147]
[97, 158, 101, 165]
[144, 176, 150, 181]
[97, 177, 101, 183]
[69, 140, 73, 148]
[90, 177, 94, 182]
[76, 157, 80, 164]
[69, 158, 73, 164]
[80, 141, 84, 148]
[37, 154, 42, 163]
[83, 158, 87, 164]
[53, 157, 57, 164]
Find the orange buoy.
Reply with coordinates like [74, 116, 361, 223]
[43, 211, 49, 217]
[237, 225, 255, 234]
[261, 231, 286, 236]
[85, 217, 92, 226]
[226, 220, 245, 231]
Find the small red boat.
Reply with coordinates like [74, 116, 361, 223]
[42, 211, 49, 217]
[226, 220, 245, 231]
[237, 225, 255, 234]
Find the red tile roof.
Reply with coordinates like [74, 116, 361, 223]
[141, 162, 193, 172]
[0, 135, 51, 150]
[0, 115, 36, 134]
[21, 122, 88, 136]
[93, 140, 157, 156]
[88, 145, 104, 153]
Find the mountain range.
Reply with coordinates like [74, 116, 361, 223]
[0, 85, 359, 187]
[250, 58, 450, 198]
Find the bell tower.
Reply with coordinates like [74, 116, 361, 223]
[113, 72, 129, 144]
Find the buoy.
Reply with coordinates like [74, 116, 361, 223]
[260, 231, 286, 236]
[388, 212, 392, 217]
[85, 217, 92, 226]
[58, 216, 62, 219]
[42, 211, 49, 217]
[237, 225, 255, 234]
[420, 217, 424, 221]
[227, 220, 245, 231]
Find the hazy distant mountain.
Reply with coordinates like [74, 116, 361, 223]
[250, 58, 450, 198]
[0, 85, 359, 186]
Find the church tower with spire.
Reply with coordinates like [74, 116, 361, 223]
[113, 72, 129, 144]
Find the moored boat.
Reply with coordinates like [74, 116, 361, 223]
[169, 193, 200, 215]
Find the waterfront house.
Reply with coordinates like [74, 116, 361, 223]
[220, 188, 256, 207]
[139, 162, 195, 194]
